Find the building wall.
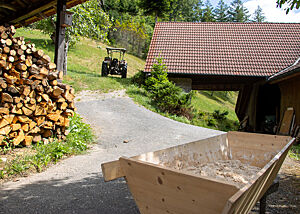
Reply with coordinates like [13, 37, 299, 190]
[279, 75, 300, 125]
[169, 78, 192, 92]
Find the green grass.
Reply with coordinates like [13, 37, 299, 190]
[289, 144, 300, 160]
[0, 114, 94, 180]
[15, 28, 145, 93]
[126, 83, 239, 131]
[192, 91, 238, 122]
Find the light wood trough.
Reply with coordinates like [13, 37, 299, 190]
[101, 131, 295, 214]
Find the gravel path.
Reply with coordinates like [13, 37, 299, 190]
[0, 90, 222, 214]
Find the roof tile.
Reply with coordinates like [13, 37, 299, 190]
[145, 22, 300, 77]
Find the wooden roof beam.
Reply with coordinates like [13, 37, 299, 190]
[10, 1, 56, 24]
[15, 0, 26, 8]
[0, 3, 17, 11]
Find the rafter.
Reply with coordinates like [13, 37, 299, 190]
[0, 3, 17, 11]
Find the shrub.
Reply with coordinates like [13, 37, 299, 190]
[144, 58, 193, 117]
[145, 58, 169, 92]
[213, 110, 229, 120]
[152, 81, 192, 115]
[131, 70, 147, 86]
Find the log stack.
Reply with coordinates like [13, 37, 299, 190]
[0, 25, 75, 146]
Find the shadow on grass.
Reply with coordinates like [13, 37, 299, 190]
[25, 38, 55, 53]
[0, 173, 139, 214]
[199, 91, 224, 104]
[192, 114, 239, 132]
[199, 91, 237, 105]
[68, 69, 102, 78]
[114, 77, 132, 87]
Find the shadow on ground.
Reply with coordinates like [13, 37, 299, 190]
[0, 173, 139, 214]
[251, 173, 300, 214]
[1, 172, 298, 214]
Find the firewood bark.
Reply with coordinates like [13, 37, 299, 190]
[0, 25, 75, 146]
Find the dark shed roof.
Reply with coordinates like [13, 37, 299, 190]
[0, 0, 88, 27]
[145, 22, 300, 77]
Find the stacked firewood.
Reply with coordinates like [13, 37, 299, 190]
[0, 25, 75, 146]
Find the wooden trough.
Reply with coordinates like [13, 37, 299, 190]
[101, 131, 295, 214]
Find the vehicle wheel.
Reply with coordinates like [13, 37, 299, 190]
[121, 66, 127, 79]
[101, 62, 108, 77]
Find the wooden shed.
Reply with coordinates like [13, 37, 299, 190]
[236, 59, 300, 134]
[145, 22, 300, 135]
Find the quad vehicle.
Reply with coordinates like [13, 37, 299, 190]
[101, 47, 127, 78]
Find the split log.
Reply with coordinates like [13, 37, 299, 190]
[0, 25, 75, 146]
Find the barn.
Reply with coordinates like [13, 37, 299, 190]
[145, 22, 300, 135]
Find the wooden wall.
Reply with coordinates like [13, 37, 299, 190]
[279, 75, 300, 126]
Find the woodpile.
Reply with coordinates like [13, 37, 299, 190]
[0, 25, 75, 146]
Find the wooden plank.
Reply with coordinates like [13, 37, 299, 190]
[101, 160, 124, 182]
[228, 131, 292, 168]
[101, 132, 294, 213]
[11, 1, 57, 24]
[278, 76, 300, 126]
[54, 0, 67, 75]
[278, 107, 295, 135]
[0, 3, 17, 11]
[132, 133, 230, 168]
[120, 157, 238, 214]
[222, 136, 295, 214]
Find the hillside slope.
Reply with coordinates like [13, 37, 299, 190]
[16, 28, 145, 92]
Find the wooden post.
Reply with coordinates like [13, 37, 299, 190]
[54, 0, 67, 75]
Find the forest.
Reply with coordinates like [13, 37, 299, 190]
[32, 0, 267, 59]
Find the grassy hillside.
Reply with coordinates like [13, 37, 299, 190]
[15, 28, 238, 131]
[15, 28, 145, 92]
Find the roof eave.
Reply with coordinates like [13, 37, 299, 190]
[268, 67, 300, 84]
[143, 70, 269, 78]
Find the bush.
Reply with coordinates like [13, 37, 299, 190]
[144, 58, 193, 117]
[145, 58, 169, 92]
[131, 70, 147, 86]
[152, 81, 192, 115]
[213, 110, 229, 120]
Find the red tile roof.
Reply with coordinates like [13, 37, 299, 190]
[145, 22, 300, 77]
[268, 57, 300, 81]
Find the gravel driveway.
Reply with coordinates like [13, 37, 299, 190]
[0, 90, 222, 214]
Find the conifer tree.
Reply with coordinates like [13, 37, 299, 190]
[201, 0, 215, 22]
[214, 0, 229, 22]
[139, 0, 170, 22]
[252, 6, 266, 22]
[228, 0, 250, 22]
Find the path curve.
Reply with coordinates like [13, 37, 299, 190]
[0, 90, 221, 214]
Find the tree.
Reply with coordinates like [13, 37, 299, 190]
[214, 0, 229, 22]
[32, 0, 112, 74]
[138, 0, 170, 22]
[228, 0, 250, 22]
[168, 0, 203, 22]
[277, 0, 300, 14]
[191, 0, 204, 22]
[252, 6, 266, 22]
[201, 0, 215, 22]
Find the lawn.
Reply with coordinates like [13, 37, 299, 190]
[15, 28, 145, 93]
